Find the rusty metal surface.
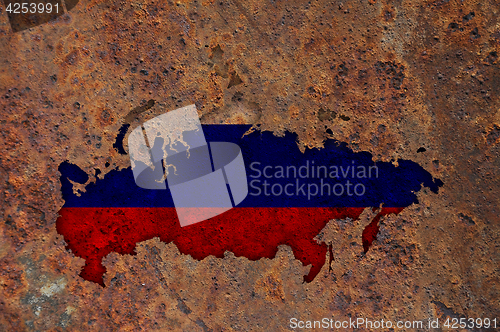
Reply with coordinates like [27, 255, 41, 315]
[0, 0, 499, 330]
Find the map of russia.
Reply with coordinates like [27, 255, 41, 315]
[56, 125, 443, 286]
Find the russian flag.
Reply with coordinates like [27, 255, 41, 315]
[57, 125, 443, 286]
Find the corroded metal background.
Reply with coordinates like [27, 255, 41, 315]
[0, 0, 499, 330]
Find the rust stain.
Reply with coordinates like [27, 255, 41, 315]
[0, 0, 499, 330]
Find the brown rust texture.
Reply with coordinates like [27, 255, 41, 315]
[0, 0, 499, 330]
